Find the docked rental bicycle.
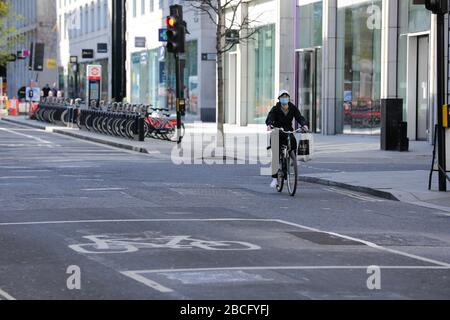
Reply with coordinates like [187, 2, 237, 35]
[273, 127, 308, 197]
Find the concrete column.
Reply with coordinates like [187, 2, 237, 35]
[321, 0, 337, 135]
[380, 0, 398, 99]
[275, 0, 295, 98]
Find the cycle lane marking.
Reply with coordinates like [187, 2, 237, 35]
[0, 218, 448, 268]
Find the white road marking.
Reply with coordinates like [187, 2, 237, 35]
[81, 188, 127, 191]
[0, 218, 447, 268]
[127, 265, 450, 274]
[120, 271, 174, 293]
[0, 127, 53, 145]
[0, 176, 38, 179]
[121, 265, 450, 293]
[275, 219, 450, 268]
[0, 288, 16, 300]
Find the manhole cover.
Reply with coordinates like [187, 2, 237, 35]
[288, 231, 364, 246]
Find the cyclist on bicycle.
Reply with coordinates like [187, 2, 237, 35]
[266, 89, 309, 188]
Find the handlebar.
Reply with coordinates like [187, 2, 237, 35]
[269, 127, 310, 134]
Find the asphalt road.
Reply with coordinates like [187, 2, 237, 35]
[0, 120, 449, 300]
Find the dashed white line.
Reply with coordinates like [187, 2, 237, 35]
[0, 176, 38, 179]
[81, 187, 127, 191]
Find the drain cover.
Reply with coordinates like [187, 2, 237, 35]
[288, 231, 364, 246]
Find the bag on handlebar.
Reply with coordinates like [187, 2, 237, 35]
[297, 132, 312, 162]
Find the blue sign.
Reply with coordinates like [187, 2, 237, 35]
[344, 91, 352, 102]
[159, 28, 167, 42]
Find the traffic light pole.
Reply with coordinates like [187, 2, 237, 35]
[175, 53, 182, 144]
[437, 13, 447, 191]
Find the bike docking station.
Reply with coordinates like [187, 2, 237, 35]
[86, 65, 102, 110]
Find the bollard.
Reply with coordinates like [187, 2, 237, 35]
[138, 115, 145, 142]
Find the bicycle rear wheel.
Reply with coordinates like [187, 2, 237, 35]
[287, 151, 298, 196]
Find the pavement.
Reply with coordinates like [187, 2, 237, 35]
[1, 115, 448, 214]
[0, 119, 449, 299]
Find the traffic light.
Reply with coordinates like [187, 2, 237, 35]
[28, 43, 45, 71]
[419, 0, 449, 14]
[166, 5, 186, 54]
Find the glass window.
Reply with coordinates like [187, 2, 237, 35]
[336, 0, 382, 134]
[130, 42, 198, 115]
[141, 0, 145, 15]
[133, 0, 137, 17]
[297, 0, 322, 49]
[247, 24, 275, 124]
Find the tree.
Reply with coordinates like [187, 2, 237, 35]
[186, 0, 259, 151]
[0, 1, 22, 67]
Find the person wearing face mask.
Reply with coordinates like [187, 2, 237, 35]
[266, 90, 309, 188]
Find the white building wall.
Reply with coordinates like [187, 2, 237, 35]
[125, 0, 216, 121]
[57, 0, 112, 99]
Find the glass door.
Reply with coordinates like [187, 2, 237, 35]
[296, 48, 322, 133]
[416, 35, 429, 141]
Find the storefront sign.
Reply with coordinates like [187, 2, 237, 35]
[201, 53, 217, 61]
[135, 37, 146, 48]
[97, 43, 108, 53]
[131, 53, 140, 64]
[47, 59, 57, 69]
[82, 49, 94, 59]
[86, 65, 102, 81]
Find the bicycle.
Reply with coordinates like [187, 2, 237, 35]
[271, 127, 308, 197]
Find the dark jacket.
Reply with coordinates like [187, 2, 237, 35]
[265, 102, 308, 131]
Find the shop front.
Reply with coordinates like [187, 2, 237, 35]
[130, 40, 198, 115]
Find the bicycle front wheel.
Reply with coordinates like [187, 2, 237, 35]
[287, 151, 298, 196]
[276, 159, 285, 193]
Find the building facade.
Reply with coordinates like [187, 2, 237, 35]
[222, 0, 448, 141]
[57, 0, 112, 100]
[294, 0, 440, 140]
[6, 0, 58, 98]
[126, 0, 216, 121]
[223, 0, 291, 126]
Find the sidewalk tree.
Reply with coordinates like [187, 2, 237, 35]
[0, 1, 22, 67]
[185, 0, 259, 151]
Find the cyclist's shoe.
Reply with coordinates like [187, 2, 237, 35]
[270, 178, 278, 188]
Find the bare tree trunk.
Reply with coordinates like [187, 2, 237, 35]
[216, 0, 225, 150]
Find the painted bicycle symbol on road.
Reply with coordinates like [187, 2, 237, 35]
[69, 234, 261, 254]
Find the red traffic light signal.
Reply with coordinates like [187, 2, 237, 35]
[166, 16, 176, 28]
[166, 11, 185, 54]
